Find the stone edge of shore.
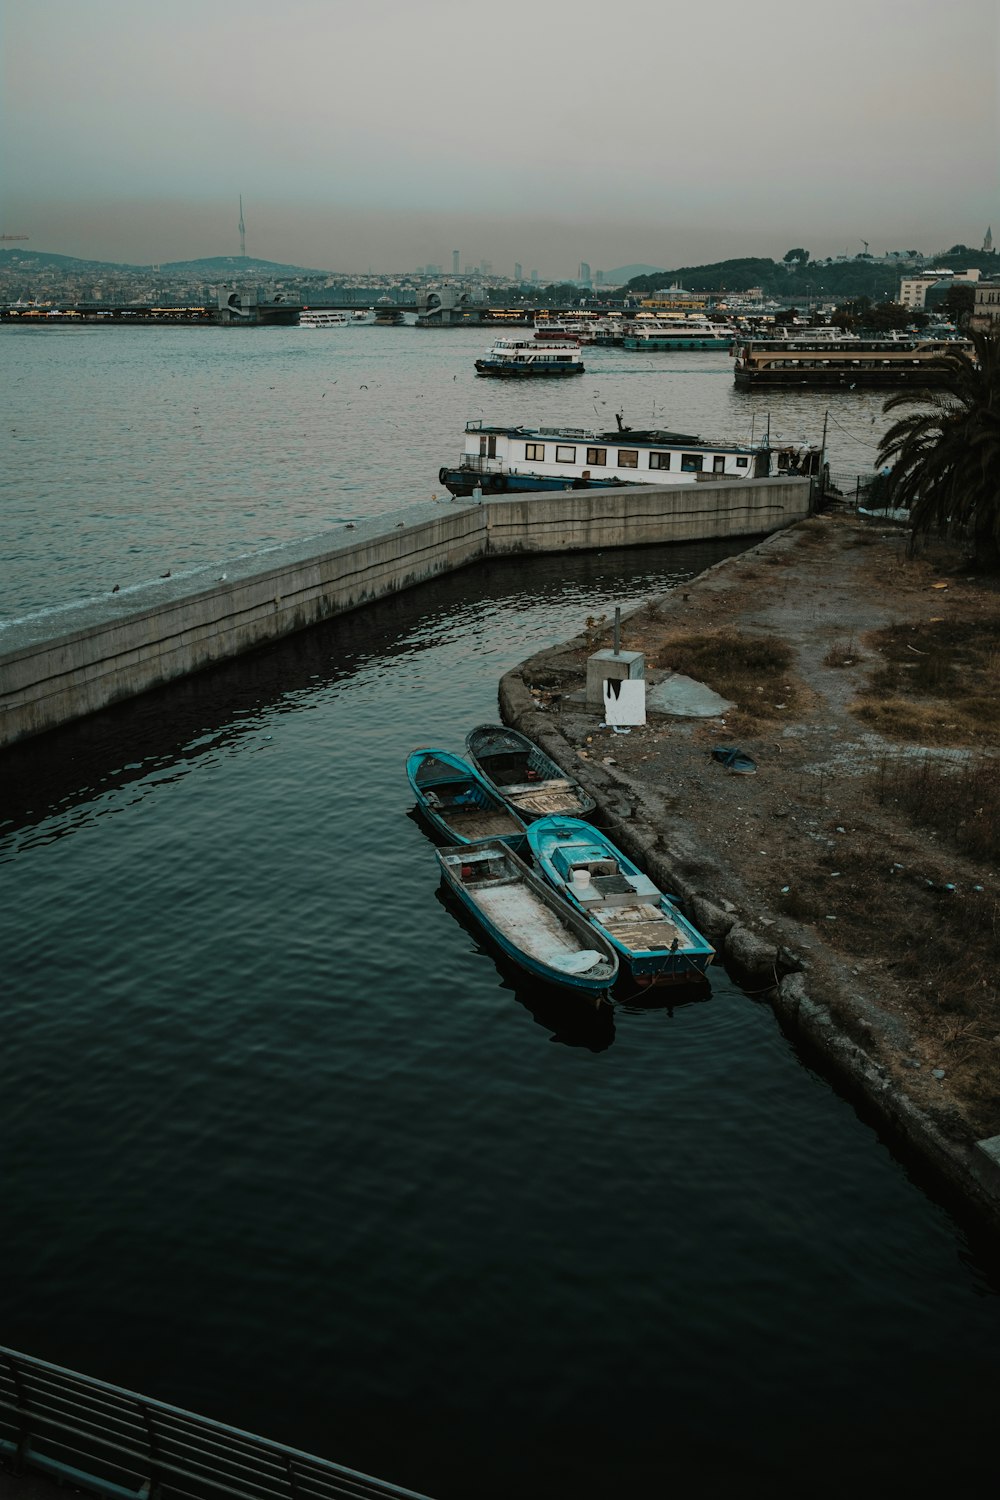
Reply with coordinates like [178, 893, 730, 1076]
[497, 554, 1000, 1238]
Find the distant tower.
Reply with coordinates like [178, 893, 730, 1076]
[514, 262, 523, 281]
[239, 196, 246, 258]
[985, 226, 993, 253]
[452, 249, 460, 275]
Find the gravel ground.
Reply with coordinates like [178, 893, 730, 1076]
[500, 509, 1000, 1224]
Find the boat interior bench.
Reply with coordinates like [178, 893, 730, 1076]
[504, 778, 571, 796]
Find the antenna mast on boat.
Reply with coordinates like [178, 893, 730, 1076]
[239, 195, 246, 259]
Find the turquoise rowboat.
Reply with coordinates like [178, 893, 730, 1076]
[527, 816, 714, 987]
[406, 747, 528, 852]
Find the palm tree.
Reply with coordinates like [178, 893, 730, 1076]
[876, 329, 1000, 569]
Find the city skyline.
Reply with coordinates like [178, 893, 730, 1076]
[2, 0, 997, 276]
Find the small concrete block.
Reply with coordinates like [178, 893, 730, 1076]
[586, 648, 644, 706]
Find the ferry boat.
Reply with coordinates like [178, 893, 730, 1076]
[298, 309, 352, 328]
[475, 337, 585, 378]
[732, 335, 972, 388]
[533, 314, 600, 342]
[438, 419, 820, 497]
[622, 314, 736, 350]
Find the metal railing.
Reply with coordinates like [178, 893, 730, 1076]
[0, 1346, 434, 1500]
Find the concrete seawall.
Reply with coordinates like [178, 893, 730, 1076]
[0, 478, 810, 748]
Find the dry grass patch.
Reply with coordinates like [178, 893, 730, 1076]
[651, 629, 809, 731]
[853, 616, 1000, 745]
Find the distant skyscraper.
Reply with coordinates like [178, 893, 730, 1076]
[514, 262, 523, 281]
[578, 261, 591, 285]
[453, 249, 460, 274]
[985, 226, 994, 253]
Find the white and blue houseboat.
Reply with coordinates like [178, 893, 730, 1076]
[438, 419, 819, 497]
[622, 314, 735, 350]
[474, 336, 585, 378]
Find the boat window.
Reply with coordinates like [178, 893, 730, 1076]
[735, 457, 749, 468]
[555, 445, 576, 463]
[713, 456, 726, 473]
[649, 452, 671, 470]
[525, 443, 545, 460]
[681, 453, 704, 472]
[618, 450, 639, 468]
[586, 447, 607, 466]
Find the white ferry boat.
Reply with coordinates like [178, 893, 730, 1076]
[622, 314, 735, 350]
[438, 419, 820, 496]
[475, 337, 585, 377]
[298, 309, 352, 328]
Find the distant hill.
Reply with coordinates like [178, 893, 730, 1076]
[0, 249, 138, 274]
[606, 263, 666, 281]
[161, 256, 331, 277]
[0, 249, 332, 277]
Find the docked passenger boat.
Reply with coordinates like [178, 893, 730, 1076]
[465, 725, 596, 822]
[732, 335, 972, 388]
[475, 337, 585, 378]
[298, 309, 352, 328]
[436, 839, 618, 998]
[527, 817, 715, 986]
[407, 748, 527, 850]
[438, 418, 820, 497]
[623, 315, 735, 350]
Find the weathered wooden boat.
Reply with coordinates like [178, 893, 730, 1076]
[406, 748, 528, 850]
[465, 724, 596, 822]
[711, 746, 758, 774]
[437, 417, 821, 497]
[437, 839, 619, 998]
[527, 816, 715, 986]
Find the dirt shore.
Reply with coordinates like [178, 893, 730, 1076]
[499, 511, 1000, 1230]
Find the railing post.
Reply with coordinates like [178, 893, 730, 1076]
[136, 1398, 163, 1500]
[3, 1350, 31, 1471]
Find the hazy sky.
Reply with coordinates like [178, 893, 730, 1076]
[2, 0, 997, 276]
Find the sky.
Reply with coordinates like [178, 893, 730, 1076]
[1, 0, 997, 277]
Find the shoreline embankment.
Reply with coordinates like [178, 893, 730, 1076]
[496, 523, 1000, 1237]
[0, 479, 808, 749]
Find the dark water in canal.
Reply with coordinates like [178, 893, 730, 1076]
[2, 328, 998, 1495]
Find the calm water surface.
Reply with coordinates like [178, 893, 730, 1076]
[3, 323, 891, 619]
[1, 329, 997, 1497]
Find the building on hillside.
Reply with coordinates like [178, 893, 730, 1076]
[640, 284, 707, 312]
[970, 281, 1000, 330]
[899, 268, 981, 310]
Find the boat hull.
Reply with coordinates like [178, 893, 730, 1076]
[527, 816, 714, 986]
[437, 840, 618, 998]
[623, 337, 731, 350]
[474, 361, 585, 377]
[437, 468, 629, 497]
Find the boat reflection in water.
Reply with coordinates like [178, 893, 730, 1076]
[433, 885, 616, 1053]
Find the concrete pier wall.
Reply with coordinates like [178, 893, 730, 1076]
[0, 479, 809, 748]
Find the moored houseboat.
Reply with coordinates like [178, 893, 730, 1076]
[474, 337, 585, 377]
[438, 418, 820, 496]
[732, 335, 972, 388]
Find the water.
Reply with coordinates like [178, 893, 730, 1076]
[1, 328, 997, 1497]
[1, 324, 891, 619]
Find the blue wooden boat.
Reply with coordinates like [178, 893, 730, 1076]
[527, 816, 715, 987]
[406, 747, 528, 850]
[436, 839, 618, 1000]
[465, 724, 596, 823]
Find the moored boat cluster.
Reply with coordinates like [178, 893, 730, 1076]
[406, 726, 715, 1005]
